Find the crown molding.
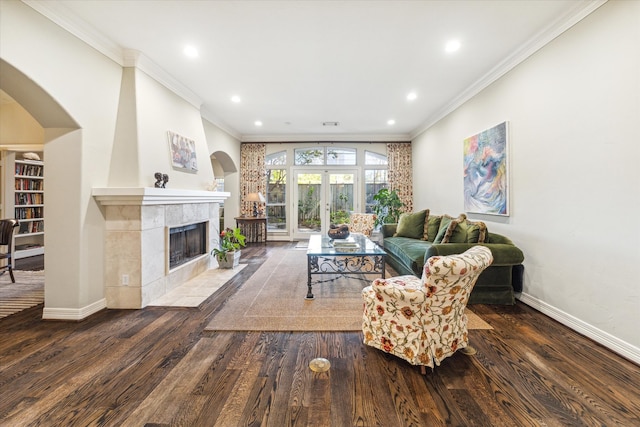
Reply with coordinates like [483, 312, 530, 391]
[239, 133, 411, 143]
[24, 1, 203, 110]
[200, 107, 243, 141]
[410, 0, 608, 139]
[123, 50, 203, 109]
[23, 0, 123, 65]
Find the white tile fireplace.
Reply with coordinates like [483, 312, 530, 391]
[93, 187, 229, 309]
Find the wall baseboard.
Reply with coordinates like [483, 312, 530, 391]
[42, 298, 107, 321]
[517, 292, 640, 366]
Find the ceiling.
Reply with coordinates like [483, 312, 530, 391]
[25, 0, 603, 142]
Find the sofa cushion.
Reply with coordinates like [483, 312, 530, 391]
[384, 237, 433, 273]
[433, 214, 459, 243]
[394, 210, 427, 239]
[442, 217, 487, 243]
[423, 213, 440, 241]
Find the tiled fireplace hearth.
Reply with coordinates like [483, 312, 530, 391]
[93, 188, 229, 309]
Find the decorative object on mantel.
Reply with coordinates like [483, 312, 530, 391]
[246, 192, 265, 217]
[212, 227, 246, 269]
[328, 223, 350, 240]
[168, 130, 198, 173]
[206, 180, 218, 191]
[154, 172, 169, 188]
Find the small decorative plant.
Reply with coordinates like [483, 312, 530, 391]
[212, 227, 246, 262]
[372, 188, 404, 226]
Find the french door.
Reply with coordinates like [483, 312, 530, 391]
[292, 169, 358, 239]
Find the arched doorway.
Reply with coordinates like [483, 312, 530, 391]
[0, 59, 83, 319]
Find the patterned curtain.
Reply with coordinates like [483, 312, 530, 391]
[387, 142, 413, 213]
[240, 143, 267, 216]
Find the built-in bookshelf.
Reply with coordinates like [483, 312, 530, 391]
[3, 152, 44, 259]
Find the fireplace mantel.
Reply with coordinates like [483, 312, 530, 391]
[93, 187, 228, 309]
[92, 187, 230, 206]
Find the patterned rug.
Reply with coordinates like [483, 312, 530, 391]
[205, 248, 492, 332]
[0, 270, 44, 319]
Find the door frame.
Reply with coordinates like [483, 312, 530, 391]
[291, 167, 359, 239]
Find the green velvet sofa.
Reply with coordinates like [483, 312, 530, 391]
[380, 211, 524, 305]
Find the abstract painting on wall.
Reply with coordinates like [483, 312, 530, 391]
[463, 121, 509, 216]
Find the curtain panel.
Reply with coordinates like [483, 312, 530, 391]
[387, 142, 413, 213]
[240, 143, 267, 216]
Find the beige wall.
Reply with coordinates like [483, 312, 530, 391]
[412, 0, 640, 361]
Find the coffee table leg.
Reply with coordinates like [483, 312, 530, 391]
[306, 255, 314, 299]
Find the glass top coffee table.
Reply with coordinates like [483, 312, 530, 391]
[305, 233, 387, 300]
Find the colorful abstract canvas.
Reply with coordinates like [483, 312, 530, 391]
[463, 122, 509, 216]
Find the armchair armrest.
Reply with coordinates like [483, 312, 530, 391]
[371, 275, 426, 302]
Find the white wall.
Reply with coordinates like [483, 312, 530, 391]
[1, 0, 122, 316]
[135, 69, 215, 189]
[412, 0, 640, 361]
[203, 118, 241, 228]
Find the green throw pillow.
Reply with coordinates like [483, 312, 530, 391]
[433, 214, 458, 243]
[393, 210, 427, 239]
[423, 214, 441, 242]
[442, 216, 488, 243]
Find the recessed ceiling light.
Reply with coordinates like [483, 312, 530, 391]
[387, 119, 396, 125]
[406, 92, 417, 101]
[183, 45, 199, 58]
[445, 39, 461, 53]
[231, 95, 241, 103]
[254, 120, 263, 127]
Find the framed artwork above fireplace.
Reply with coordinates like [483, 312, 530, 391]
[168, 131, 198, 172]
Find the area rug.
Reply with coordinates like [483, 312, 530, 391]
[205, 248, 491, 332]
[0, 270, 44, 319]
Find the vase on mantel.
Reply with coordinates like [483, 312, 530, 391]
[217, 250, 241, 269]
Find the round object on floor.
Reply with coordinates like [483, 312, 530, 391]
[309, 357, 331, 372]
[460, 346, 477, 355]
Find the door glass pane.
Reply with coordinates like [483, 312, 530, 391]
[266, 169, 286, 231]
[329, 173, 354, 225]
[297, 173, 321, 233]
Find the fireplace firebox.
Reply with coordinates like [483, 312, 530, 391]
[169, 222, 207, 269]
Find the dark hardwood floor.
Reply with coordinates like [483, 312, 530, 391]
[1, 243, 638, 426]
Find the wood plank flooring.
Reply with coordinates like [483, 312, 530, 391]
[1, 243, 639, 426]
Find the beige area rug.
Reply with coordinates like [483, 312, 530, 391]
[205, 248, 492, 332]
[0, 270, 44, 319]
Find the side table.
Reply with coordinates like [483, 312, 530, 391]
[235, 216, 267, 244]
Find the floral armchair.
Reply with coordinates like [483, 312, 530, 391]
[349, 213, 376, 237]
[361, 245, 493, 373]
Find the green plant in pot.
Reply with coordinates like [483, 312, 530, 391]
[212, 227, 246, 267]
[372, 188, 404, 226]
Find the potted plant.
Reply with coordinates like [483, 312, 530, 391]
[372, 188, 404, 226]
[212, 227, 246, 268]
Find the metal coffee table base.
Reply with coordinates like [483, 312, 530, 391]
[306, 254, 386, 300]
